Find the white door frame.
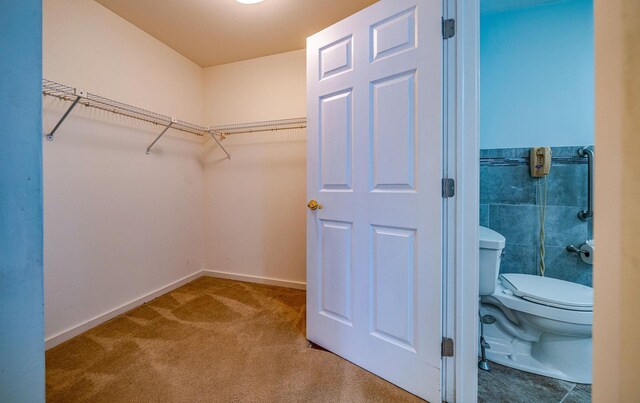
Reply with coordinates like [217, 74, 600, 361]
[443, 0, 480, 401]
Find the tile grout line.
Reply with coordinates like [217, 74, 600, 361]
[558, 384, 577, 403]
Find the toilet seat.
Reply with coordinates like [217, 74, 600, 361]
[486, 280, 593, 326]
[499, 273, 593, 311]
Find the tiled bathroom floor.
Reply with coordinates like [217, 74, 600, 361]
[478, 361, 591, 403]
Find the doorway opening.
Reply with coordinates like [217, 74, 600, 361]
[476, 1, 594, 402]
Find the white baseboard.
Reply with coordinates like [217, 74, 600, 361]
[202, 269, 307, 291]
[45, 269, 306, 350]
[45, 271, 203, 350]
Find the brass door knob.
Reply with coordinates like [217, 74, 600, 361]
[307, 200, 322, 210]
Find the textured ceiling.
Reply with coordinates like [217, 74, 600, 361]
[95, 0, 378, 67]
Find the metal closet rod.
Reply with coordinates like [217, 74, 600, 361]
[43, 79, 307, 157]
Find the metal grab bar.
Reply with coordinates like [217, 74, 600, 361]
[577, 147, 594, 221]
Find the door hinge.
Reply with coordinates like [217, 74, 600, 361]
[442, 337, 454, 357]
[442, 178, 455, 198]
[442, 18, 456, 39]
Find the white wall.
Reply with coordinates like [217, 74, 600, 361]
[593, 0, 640, 400]
[43, 0, 206, 344]
[202, 50, 307, 286]
[44, 0, 204, 122]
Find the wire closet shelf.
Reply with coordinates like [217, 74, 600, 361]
[42, 79, 307, 158]
[209, 117, 307, 138]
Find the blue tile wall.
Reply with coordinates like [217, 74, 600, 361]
[480, 146, 593, 286]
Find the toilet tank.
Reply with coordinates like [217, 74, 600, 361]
[479, 226, 506, 296]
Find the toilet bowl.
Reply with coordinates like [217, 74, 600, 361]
[479, 226, 593, 384]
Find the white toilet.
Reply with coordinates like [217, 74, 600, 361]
[479, 226, 593, 384]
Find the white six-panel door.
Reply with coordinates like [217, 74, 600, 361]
[306, 0, 444, 401]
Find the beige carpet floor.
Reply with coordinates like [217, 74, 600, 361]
[46, 277, 425, 402]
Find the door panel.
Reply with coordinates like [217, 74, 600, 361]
[320, 90, 353, 191]
[307, 0, 443, 400]
[370, 7, 417, 62]
[319, 36, 353, 80]
[320, 220, 353, 325]
[371, 71, 417, 191]
[370, 225, 417, 351]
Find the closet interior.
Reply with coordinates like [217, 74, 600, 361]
[42, 0, 316, 353]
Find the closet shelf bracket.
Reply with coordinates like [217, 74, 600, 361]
[208, 130, 232, 160]
[46, 89, 86, 141]
[146, 118, 177, 154]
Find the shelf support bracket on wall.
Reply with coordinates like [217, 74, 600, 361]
[146, 118, 177, 155]
[209, 130, 232, 160]
[46, 91, 85, 141]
